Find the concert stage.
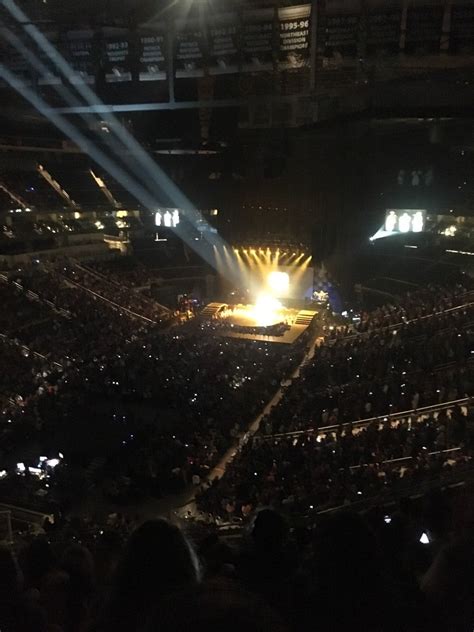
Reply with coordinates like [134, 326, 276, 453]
[201, 302, 317, 344]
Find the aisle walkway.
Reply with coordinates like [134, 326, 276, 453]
[173, 330, 323, 519]
[76, 330, 323, 523]
[209, 333, 321, 481]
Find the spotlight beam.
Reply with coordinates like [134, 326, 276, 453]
[1, 0, 245, 286]
[0, 26, 159, 198]
[0, 63, 242, 283]
[2, 0, 197, 214]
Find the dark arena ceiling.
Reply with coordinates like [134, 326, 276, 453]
[1, 0, 473, 254]
[0, 0, 472, 126]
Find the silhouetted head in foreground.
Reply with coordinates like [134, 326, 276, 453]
[143, 580, 288, 632]
[252, 508, 288, 553]
[304, 511, 399, 631]
[105, 519, 200, 632]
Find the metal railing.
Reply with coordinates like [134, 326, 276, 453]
[259, 397, 473, 441]
[74, 260, 171, 315]
[335, 295, 474, 343]
[311, 464, 474, 519]
[207, 463, 474, 535]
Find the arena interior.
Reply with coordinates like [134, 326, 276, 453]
[0, 0, 473, 630]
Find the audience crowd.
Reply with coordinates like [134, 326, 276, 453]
[59, 262, 170, 322]
[352, 283, 473, 333]
[1, 495, 473, 632]
[83, 259, 166, 290]
[196, 278, 473, 520]
[0, 262, 308, 507]
[264, 295, 474, 435]
[0, 260, 473, 631]
[198, 405, 474, 518]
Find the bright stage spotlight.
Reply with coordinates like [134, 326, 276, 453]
[251, 294, 283, 327]
[267, 270, 290, 294]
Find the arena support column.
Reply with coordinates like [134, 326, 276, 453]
[310, 0, 318, 93]
[440, 0, 453, 53]
[399, 0, 408, 53]
[167, 19, 175, 105]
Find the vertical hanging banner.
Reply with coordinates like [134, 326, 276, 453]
[405, 5, 443, 53]
[278, 4, 311, 70]
[174, 19, 206, 78]
[242, 8, 275, 73]
[102, 28, 132, 83]
[366, 0, 401, 56]
[450, 3, 474, 53]
[37, 33, 62, 85]
[139, 27, 167, 81]
[321, 0, 361, 58]
[208, 13, 239, 75]
[0, 37, 33, 85]
[62, 30, 95, 84]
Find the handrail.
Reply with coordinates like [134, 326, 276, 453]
[211, 462, 474, 532]
[0, 332, 63, 370]
[348, 446, 462, 471]
[337, 298, 474, 343]
[74, 261, 171, 315]
[314, 464, 474, 517]
[291, 354, 473, 402]
[0, 274, 71, 319]
[61, 275, 158, 325]
[260, 397, 472, 440]
[0, 503, 53, 526]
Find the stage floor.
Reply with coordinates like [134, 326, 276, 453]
[201, 303, 317, 344]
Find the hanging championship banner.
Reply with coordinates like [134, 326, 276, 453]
[61, 30, 95, 84]
[37, 33, 62, 85]
[367, 9, 401, 55]
[405, 6, 443, 53]
[174, 19, 206, 78]
[278, 4, 311, 69]
[324, 14, 359, 57]
[450, 4, 474, 53]
[242, 8, 275, 72]
[102, 28, 132, 83]
[0, 38, 33, 85]
[208, 13, 239, 75]
[139, 27, 167, 81]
